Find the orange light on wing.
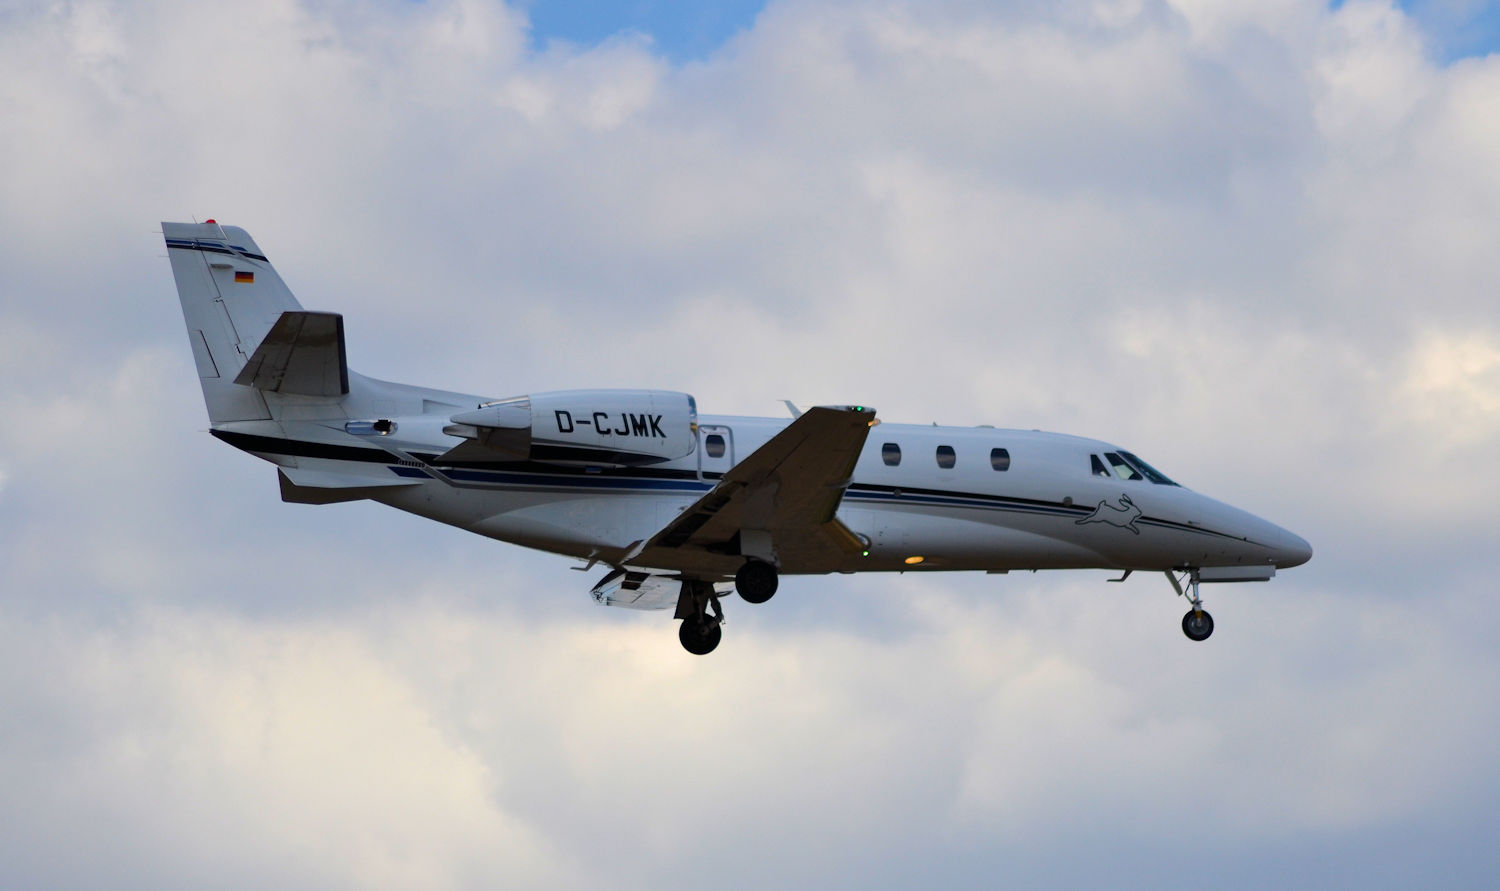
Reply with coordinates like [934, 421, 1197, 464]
[904, 555, 925, 565]
[234, 271, 254, 283]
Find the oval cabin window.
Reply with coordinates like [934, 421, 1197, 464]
[882, 442, 902, 466]
[990, 448, 1010, 471]
[936, 445, 956, 469]
[705, 433, 726, 458]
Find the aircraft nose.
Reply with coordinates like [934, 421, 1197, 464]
[1272, 527, 1313, 569]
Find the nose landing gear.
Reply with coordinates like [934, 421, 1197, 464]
[1181, 606, 1214, 641]
[1166, 569, 1214, 641]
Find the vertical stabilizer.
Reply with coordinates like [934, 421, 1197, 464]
[163, 221, 305, 423]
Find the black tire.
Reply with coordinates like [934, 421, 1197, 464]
[1182, 608, 1215, 642]
[735, 560, 779, 604]
[678, 618, 722, 655]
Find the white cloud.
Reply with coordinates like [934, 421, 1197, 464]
[1398, 329, 1500, 444]
[495, 34, 665, 129]
[0, 609, 574, 890]
[2, 0, 1500, 886]
[1, 584, 1493, 887]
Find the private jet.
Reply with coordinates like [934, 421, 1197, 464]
[164, 221, 1312, 654]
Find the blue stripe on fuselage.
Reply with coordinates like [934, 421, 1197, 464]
[392, 464, 713, 492]
[382, 463, 1237, 538]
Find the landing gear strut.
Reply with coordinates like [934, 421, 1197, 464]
[1166, 569, 1214, 642]
[735, 559, 778, 604]
[675, 580, 724, 655]
[675, 560, 777, 654]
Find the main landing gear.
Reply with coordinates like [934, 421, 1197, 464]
[735, 559, 778, 604]
[676, 580, 724, 656]
[1166, 569, 1214, 642]
[675, 560, 781, 655]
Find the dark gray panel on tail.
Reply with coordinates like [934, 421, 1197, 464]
[234, 311, 349, 397]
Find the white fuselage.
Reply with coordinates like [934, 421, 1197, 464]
[216, 374, 1312, 580]
[163, 219, 1309, 652]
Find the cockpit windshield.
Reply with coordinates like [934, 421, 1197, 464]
[1119, 451, 1177, 485]
[1104, 452, 1142, 481]
[1090, 450, 1179, 486]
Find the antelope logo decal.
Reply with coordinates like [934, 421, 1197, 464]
[1076, 494, 1142, 535]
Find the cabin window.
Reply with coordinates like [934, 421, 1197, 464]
[936, 445, 956, 469]
[1091, 454, 1110, 477]
[705, 434, 726, 458]
[882, 442, 902, 466]
[1104, 452, 1143, 481]
[990, 448, 1010, 471]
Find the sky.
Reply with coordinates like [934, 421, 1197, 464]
[524, 0, 767, 62]
[1, 0, 1499, 887]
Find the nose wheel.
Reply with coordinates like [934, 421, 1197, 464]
[1166, 570, 1214, 642]
[1181, 607, 1214, 641]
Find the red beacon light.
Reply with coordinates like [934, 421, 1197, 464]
[204, 218, 216, 224]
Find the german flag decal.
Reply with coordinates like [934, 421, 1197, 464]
[234, 270, 255, 283]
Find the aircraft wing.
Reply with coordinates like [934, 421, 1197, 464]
[633, 405, 875, 573]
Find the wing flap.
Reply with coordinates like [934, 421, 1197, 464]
[589, 569, 682, 610]
[233, 310, 349, 397]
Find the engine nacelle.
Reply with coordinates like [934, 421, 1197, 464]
[446, 389, 698, 466]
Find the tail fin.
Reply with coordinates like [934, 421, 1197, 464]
[163, 221, 308, 423]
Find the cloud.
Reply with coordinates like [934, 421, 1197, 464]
[1, 581, 1494, 888]
[2, 0, 1499, 886]
[1399, 329, 1500, 446]
[0, 608, 574, 890]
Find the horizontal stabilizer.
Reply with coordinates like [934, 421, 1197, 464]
[234, 311, 349, 397]
[278, 466, 421, 505]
